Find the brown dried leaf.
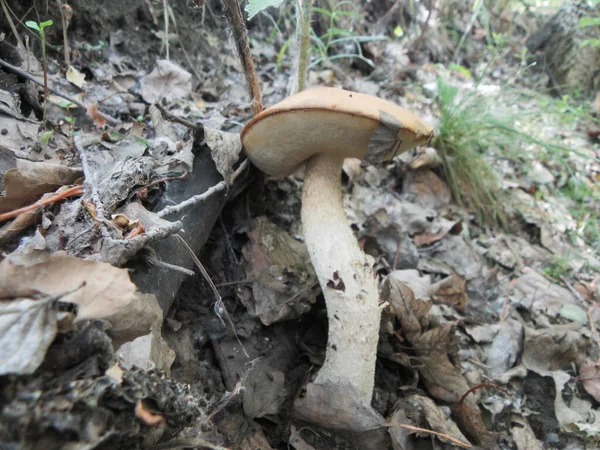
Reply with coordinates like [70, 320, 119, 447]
[0, 160, 82, 213]
[86, 103, 106, 128]
[66, 65, 86, 88]
[580, 358, 600, 403]
[403, 169, 451, 208]
[140, 59, 192, 104]
[522, 325, 589, 375]
[242, 217, 318, 325]
[382, 276, 430, 342]
[412, 395, 470, 447]
[432, 274, 468, 312]
[0, 297, 59, 375]
[0, 251, 160, 345]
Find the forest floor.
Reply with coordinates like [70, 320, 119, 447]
[0, 1, 599, 450]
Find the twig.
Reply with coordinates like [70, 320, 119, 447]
[57, 0, 72, 65]
[456, 383, 510, 407]
[0, 58, 118, 125]
[0, 185, 83, 222]
[173, 234, 249, 358]
[154, 103, 196, 129]
[162, 0, 170, 60]
[156, 180, 226, 218]
[74, 134, 111, 238]
[0, 0, 25, 53]
[154, 159, 249, 218]
[219, 0, 263, 115]
[387, 423, 472, 448]
[143, 255, 195, 276]
[100, 220, 184, 266]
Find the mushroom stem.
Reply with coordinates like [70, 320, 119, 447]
[302, 152, 381, 404]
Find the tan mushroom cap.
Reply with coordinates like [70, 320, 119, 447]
[241, 87, 434, 177]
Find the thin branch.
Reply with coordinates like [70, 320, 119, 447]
[0, 58, 119, 125]
[0, 185, 83, 222]
[219, 0, 262, 115]
[156, 180, 226, 218]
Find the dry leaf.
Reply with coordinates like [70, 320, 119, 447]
[0, 251, 160, 345]
[432, 274, 468, 312]
[403, 169, 451, 208]
[66, 66, 86, 88]
[580, 358, 600, 403]
[204, 127, 243, 184]
[522, 325, 589, 375]
[135, 399, 165, 426]
[0, 160, 82, 214]
[0, 297, 60, 375]
[86, 103, 106, 128]
[140, 59, 192, 104]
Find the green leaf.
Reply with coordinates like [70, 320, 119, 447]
[40, 130, 54, 145]
[25, 21, 40, 32]
[133, 136, 150, 147]
[393, 25, 404, 37]
[39, 20, 53, 29]
[245, 0, 285, 20]
[579, 17, 600, 27]
[448, 63, 472, 79]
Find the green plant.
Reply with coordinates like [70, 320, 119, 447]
[579, 0, 600, 48]
[433, 78, 511, 227]
[25, 20, 53, 107]
[542, 254, 571, 281]
[309, 2, 386, 70]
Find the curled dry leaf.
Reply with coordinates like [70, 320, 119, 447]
[66, 66, 86, 88]
[432, 273, 468, 312]
[0, 251, 161, 346]
[135, 399, 165, 426]
[403, 169, 452, 209]
[0, 297, 61, 375]
[86, 103, 107, 128]
[579, 358, 600, 403]
[140, 59, 192, 104]
[0, 160, 82, 214]
[522, 324, 589, 375]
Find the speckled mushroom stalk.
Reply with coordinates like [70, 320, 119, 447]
[242, 87, 433, 417]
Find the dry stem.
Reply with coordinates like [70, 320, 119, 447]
[219, 0, 262, 115]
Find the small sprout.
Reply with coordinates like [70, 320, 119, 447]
[40, 130, 54, 145]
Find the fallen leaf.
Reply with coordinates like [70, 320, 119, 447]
[140, 59, 192, 104]
[432, 274, 468, 312]
[522, 325, 589, 375]
[0, 297, 61, 375]
[289, 425, 316, 450]
[135, 399, 165, 426]
[105, 362, 124, 384]
[579, 358, 600, 403]
[0, 160, 82, 214]
[511, 267, 581, 316]
[66, 65, 86, 88]
[0, 251, 161, 346]
[86, 103, 106, 128]
[403, 169, 451, 208]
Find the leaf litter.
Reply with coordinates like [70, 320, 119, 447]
[1, 3, 600, 450]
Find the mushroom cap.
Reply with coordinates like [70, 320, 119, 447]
[241, 87, 434, 177]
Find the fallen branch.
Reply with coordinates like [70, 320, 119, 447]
[156, 180, 226, 218]
[155, 158, 249, 218]
[0, 185, 83, 222]
[0, 57, 118, 126]
[99, 219, 183, 266]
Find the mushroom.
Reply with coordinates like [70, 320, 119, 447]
[241, 87, 433, 427]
